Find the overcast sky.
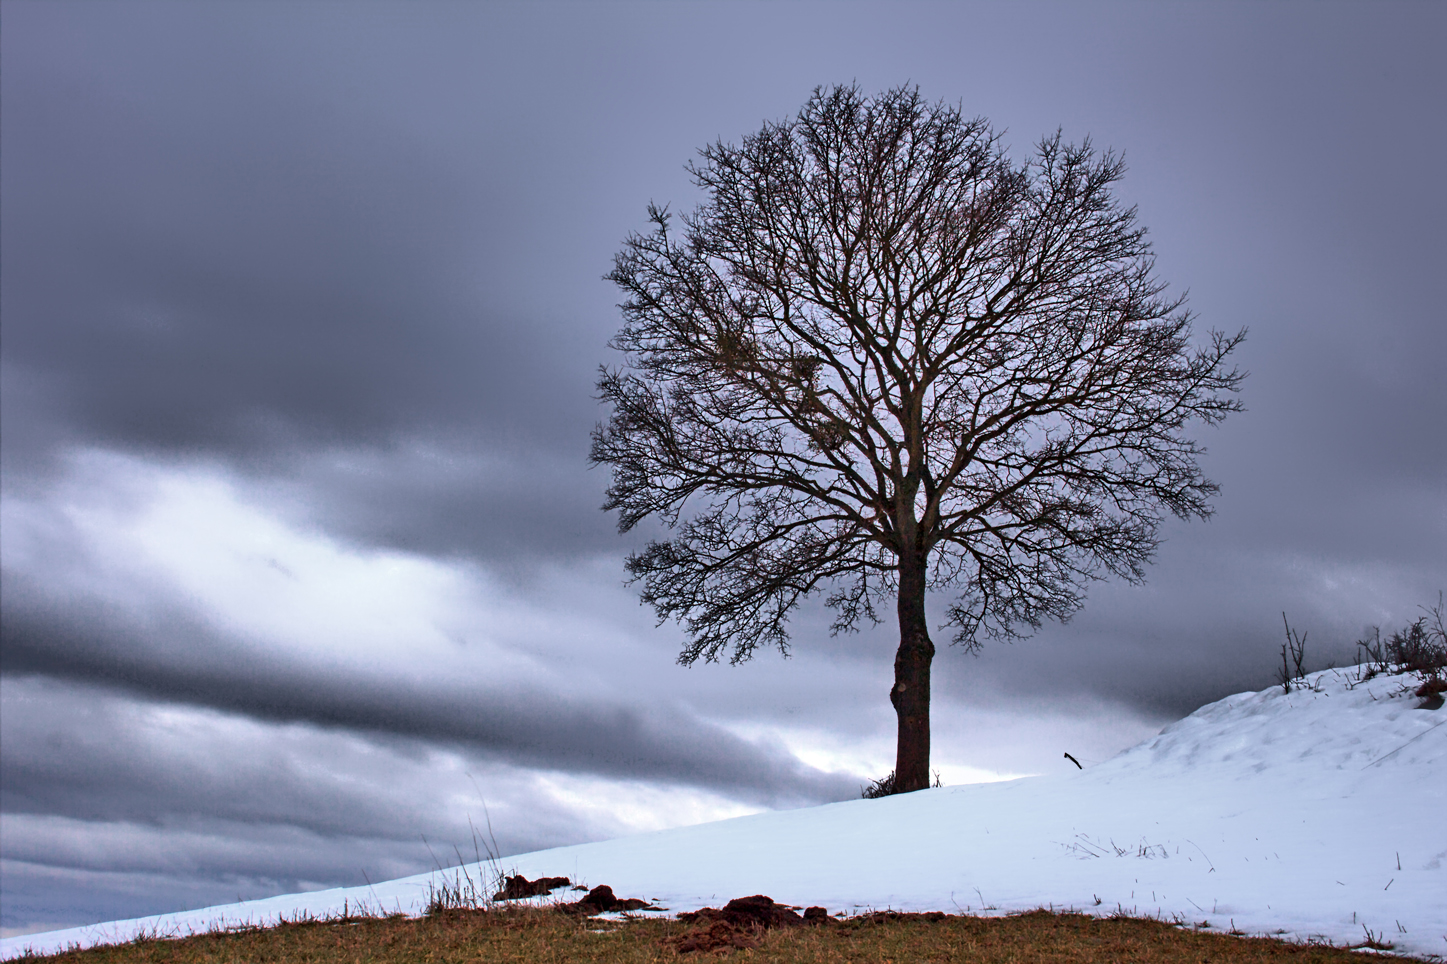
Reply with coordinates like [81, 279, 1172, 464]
[3, 0, 1444, 938]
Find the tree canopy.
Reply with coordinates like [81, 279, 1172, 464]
[592, 84, 1244, 792]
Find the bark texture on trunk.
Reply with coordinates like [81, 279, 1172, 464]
[890, 548, 935, 792]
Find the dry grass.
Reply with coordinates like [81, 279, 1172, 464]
[13, 906, 1426, 963]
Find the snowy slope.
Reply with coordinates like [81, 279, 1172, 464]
[5, 667, 1444, 960]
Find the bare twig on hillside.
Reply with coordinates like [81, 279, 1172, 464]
[1279, 613, 1308, 692]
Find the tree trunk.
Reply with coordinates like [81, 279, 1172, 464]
[890, 547, 935, 792]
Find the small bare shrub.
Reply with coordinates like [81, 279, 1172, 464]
[1355, 626, 1391, 680]
[1385, 598, 1447, 677]
[1353, 594, 1446, 697]
[1277, 613, 1308, 693]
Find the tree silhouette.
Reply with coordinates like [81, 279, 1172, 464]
[592, 85, 1244, 793]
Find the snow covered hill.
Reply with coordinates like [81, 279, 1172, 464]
[4, 667, 1443, 960]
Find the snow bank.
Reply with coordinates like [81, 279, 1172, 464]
[5, 667, 1443, 960]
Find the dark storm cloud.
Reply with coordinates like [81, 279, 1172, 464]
[7, 0, 1440, 580]
[1, 859, 324, 936]
[0, 677, 636, 861]
[0, 573, 858, 807]
[258, 444, 626, 566]
[4, 680, 432, 839]
[1, 2, 632, 569]
[0, 28, 545, 454]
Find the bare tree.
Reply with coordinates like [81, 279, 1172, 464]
[592, 85, 1244, 793]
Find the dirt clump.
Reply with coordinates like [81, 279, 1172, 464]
[670, 895, 832, 954]
[670, 919, 763, 954]
[679, 894, 805, 929]
[854, 909, 948, 923]
[563, 884, 655, 915]
[492, 875, 572, 901]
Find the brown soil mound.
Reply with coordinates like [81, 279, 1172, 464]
[670, 895, 832, 954]
[492, 875, 572, 901]
[670, 919, 763, 953]
[679, 895, 804, 929]
[854, 909, 949, 923]
[564, 884, 655, 915]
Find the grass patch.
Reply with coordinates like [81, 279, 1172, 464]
[14, 906, 1426, 963]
